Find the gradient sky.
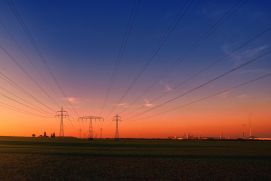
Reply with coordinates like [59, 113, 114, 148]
[0, 0, 271, 138]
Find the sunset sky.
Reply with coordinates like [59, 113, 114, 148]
[0, 0, 271, 138]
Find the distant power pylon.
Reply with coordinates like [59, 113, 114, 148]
[55, 107, 69, 137]
[113, 114, 121, 139]
[78, 116, 103, 139]
[249, 113, 252, 138]
[242, 124, 247, 138]
[100, 127, 103, 138]
[99, 119, 104, 138]
[79, 128, 82, 138]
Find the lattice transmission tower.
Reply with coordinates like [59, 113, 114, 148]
[55, 107, 69, 137]
[78, 116, 103, 139]
[113, 114, 121, 139]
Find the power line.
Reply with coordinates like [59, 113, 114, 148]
[153, 25, 271, 101]
[0, 100, 53, 118]
[0, 71, 56, 112]
[105, 0, 194, 118]
[0, 85, 53, 115]
[0, 92, 51, 116]
[126, 48, 271, 120]
[113, 114, 122, 139]
[78, 116, 104, 139]
[129, 72, 271, 121]
[0, 19, 36, 69]
[119, 0, 248, 115]
[0, 71, 73, 130]
[0, 18, 60, 99]
[124, 25, 271, 115]
[0, 45, 61, 107]
[167, 0, 248, 79]
[55, 107, 69, 137]
[188, 0, 247, 50]
[6, 0, 79, 117]
[99, 0, 140, 116]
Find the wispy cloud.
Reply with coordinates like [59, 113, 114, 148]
[237, 94, 250, 99]
[219, 90, 232, 99]
[234, 68, 269, 75]
[116, 102, 128, 108]
[223, 45, 268, 66]
[159, 81, 173, 92]
[64, 97, 79, 104]
[144, 99, 154, 108]
[219, 91, 250, 99]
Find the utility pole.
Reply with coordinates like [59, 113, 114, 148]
[55, 107, 69, 137]
[113, 114, 121, 139]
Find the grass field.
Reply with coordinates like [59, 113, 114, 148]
[0, 136, 271, 180]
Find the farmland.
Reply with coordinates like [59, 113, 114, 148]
[0, 136, 271, 180]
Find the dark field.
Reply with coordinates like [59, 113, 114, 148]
[0, 137, 271, 180]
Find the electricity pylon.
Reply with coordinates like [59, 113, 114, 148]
[113, 114, 121, 139]
[79, 128, 82, 138]
[55, 107, 69, 137]
[98, 118, 104, 138]
[100, 127, 103, 138]
[249, 113, 252, 138]
[78, 116, 103, 139]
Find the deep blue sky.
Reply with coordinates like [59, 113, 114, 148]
[0, 0, 271, 118]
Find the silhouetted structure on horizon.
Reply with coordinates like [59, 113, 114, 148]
[113, 114, 121, 139]
[78, 116, 104, 139]
[55, 107, 69, 137]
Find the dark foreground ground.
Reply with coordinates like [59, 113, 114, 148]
[0, 137, 271, 180]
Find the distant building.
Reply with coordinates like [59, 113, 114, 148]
[51, 133, 56, 138]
